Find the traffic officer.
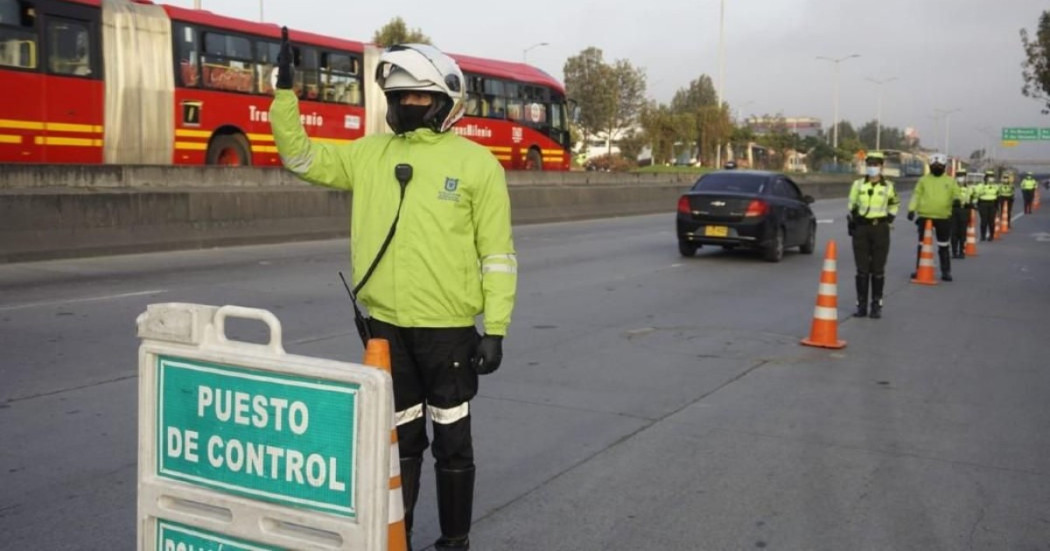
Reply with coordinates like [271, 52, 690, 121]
[1021, 171, 1038, 214]
[976, 169, 1000, 241]
[270, 36, 517, 551]
[848, 151, 899, 319]
[951, 167, 971, 259]
[999, 172, 1016, 229]
[907, 153, 961, 281]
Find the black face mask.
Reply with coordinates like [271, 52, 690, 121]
[930, 165, 946, 177]
[392, 104, 430, 133]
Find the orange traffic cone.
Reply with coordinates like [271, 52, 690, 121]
[363, 338, 409, 551]
[999, 202, 1011, 235]
[801, 240, 846, 349]
[911, 219, 938, 286]
[964, 209, 978, 257]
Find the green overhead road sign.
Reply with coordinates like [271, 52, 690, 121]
[1001, 127, 1050, 141]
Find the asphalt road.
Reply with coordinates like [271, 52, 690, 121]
[1, 195, 1048, 550]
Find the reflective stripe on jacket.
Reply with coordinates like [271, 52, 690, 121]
[908, 174, 961, 219]
[848, 177, 899, 218]
[269, 90, 517, 335]
[976, 183, 999, 201]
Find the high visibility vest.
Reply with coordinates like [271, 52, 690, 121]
[999, 182, 1015, 198]
[958, 185, 972, 204]
[848, 178, 899, 218]
[1021, 177, 1038, 191]
[977, 183, 999, 201]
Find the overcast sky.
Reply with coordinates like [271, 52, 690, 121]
[179, 0, 1050, 162]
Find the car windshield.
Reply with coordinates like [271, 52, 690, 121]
[692, 173, 768, 194]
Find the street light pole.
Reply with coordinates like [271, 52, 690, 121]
[817, 54, 860, 152]
[865, 76, 897, 151]
[716, 0, 726, 168]
[522, 42, 549, 65]
[935, 108, 962, 155]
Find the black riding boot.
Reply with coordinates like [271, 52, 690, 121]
[938, 247, 953, 281]
[910, 244, 921, 279]
[870, 275, 885, 319]
[401, 457, 423, 551]
[434, 466, 475, 550]
[854, 274, 869, 318]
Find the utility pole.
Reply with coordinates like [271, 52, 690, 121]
[715, 0, 726, 168]
[935, 108, 962, 155]
[866, 76, 897, 150]
[817, 54, 861, 152]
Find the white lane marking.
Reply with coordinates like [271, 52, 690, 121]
[817, 219, 835, 224]
[670, 263, 683, 268]
[0, 289, 167, 312]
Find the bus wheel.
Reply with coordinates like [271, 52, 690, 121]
[525, 148, 543, 171]
[207, 134, 251, 166]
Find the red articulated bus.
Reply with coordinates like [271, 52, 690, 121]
[0, 0, 571, 170]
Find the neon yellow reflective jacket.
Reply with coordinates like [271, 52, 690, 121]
[999, 181, 1015, 198]
[848, 177, 899, 219]
[1021, 177, 1038, 191]
[908, 174, 961, 219]
[976, 182, 999, 201]
[269, 90, 517, 335]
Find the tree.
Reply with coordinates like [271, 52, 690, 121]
[372, 17, 431, 47]
[563, 47, 616, 149]
[668, 76, 727, 166]
[604, 59, 647, 155]
[1021, 11, 1050, 114]
[857, 120, 913, 151]
[639, 102, 691, 165]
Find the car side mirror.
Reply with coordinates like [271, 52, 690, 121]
[803, 195, 815, 204]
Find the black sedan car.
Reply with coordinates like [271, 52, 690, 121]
[676, 170, 817, 262]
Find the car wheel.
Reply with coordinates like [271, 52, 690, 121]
[800, 222, 816, 254]
[678, 240, 699, 257]
[763, 227, 784, 263]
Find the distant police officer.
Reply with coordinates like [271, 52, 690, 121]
[907, 153, 961, 281]
[976, 169, 999, 241]
[999, 172, 1016, 229]
[848, 151, 899, 318]
[951, 167, 971, 259]
[1021, 172, 1038, 214]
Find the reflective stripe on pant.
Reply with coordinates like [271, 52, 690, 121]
[368, 318, 480, 470]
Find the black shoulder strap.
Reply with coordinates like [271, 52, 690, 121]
[352, 183, 407, 296]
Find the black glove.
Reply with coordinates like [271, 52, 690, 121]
[275, 26, 294, 90]
[472, 335, 503, 375]
[906, 211, 915, 222]
[850, 207, 860, 218]
[886, 214, 895, 224]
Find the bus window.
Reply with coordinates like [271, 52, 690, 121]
[483, 79, 505, 119]
[0, 0, 37, 70]
[201, 31, 253, 93]
[550, 101, 565, 130]
[466, 92, 483, 116]
[255, 40, 279, 95]
[321, 51, 360, 105]
[297, 47, 319, 101]
[174, 23, 199, 87]
[46, 18, 92, 76]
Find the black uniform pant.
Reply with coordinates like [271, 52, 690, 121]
[851, 221, 890, 277]
[951, 207, 969, 254]
[368, 318, 480, 470]
[1023, 189, 1035, 214]
[1005, 197, 1015, 227]
[978, 200, 997, 240]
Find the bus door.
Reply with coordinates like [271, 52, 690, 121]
[0, 0, 43, 162]
[39, 0, 102, 162]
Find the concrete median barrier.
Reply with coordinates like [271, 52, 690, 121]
[0, 165, 909, 263]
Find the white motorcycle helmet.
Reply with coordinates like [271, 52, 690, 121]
[929, 153, 948, 167]
[376, 44, 465, 134]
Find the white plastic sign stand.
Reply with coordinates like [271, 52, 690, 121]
[136, 303, 392, 550]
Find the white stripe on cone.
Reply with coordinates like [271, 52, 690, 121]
[813, 306, 838, 321]
[817, 283, 836, 296]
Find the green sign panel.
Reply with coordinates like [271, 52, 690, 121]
[157, 519, 282, 551]
[1001, 127, 1050, 141]
[156, 355, 360, 517]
